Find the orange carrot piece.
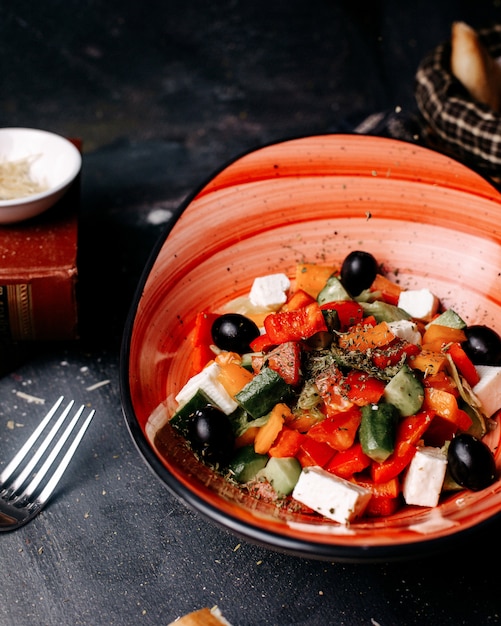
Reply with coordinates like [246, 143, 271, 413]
[294, 263, 336, 298]
[245, 311, 271, 328]
[409, 349, 448, 375]
[281, 288, 316, 312]
[216, 361, 254, 397]
[370, 274, 403, 305]
[284, 410, 325, 432]
[235, 426, 260, 448]
[422, 387, 459, 422]
[215, 351, 243, 366]
[337, 321, 396, 351]
[254, 403, 291, 454]
[421, 324, 467, 352]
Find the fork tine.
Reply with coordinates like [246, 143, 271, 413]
[0, 396, 65, 485]
[2, 398, 74, 495]
[18, 404, 86, 500]
[33, 408, 95, 506]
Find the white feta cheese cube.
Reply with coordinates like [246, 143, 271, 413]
[402, 446, 447, 508]
[249, 273, 290, 311]
[473, 365, 501, 417]
[292, 466, 372, 524]
[174, 362, 238, 415]
[398, 288, 439, 321]
[387, 319, 422, 345]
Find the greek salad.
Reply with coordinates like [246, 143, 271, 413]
[168, 251, 499, 524]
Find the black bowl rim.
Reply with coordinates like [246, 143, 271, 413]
[119, 131, 501, 563]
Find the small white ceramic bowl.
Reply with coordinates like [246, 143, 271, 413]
[0, 127, 82, 224]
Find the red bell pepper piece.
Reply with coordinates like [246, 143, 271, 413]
[355, 476, 402, 517]
[325, 442, 371, 479]
[343, 370, 386, 405]
[191, 310, 219, 374]
[365, 494, 402, 517]
[263, 302, 328, 343]
[356, 476, 400, 498]
[296, 436, 336, 468]
[447, 342, 480, 387]
[249, 332, 276, 352]
[266, 341, 302, 386]
[423, 414, 459, 447]
[268, 427, 305, 457]
[319, 300, 364, 331]
[422, 370, 459, 397]
[307, 405, 362, 451]
[371, 410, 434, 483]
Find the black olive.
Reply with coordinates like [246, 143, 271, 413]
[462, 325, 501, 366]
[340, 250, 379, 296]
[447, 433, 497, 491]
[187, 405, 235, 465]
[211, 313, 260, 354]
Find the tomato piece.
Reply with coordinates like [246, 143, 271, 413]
[319, 300, 364, 331]
[263, 302, 328, 343]
[325, 442, 371, 478]
[296, 436, 336, 468]
[371, 339, 421, 369]
[307, 406, 362, 451]
[447, 342, 481, 387]
[343, 370, 386, 405]
[268, 427, 305, 457]
[266, 341, 302, 386]
[315, 364, 353, 414]
[371, 410, 433, 483]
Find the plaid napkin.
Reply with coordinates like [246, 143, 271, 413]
[415, 25, 501, 179]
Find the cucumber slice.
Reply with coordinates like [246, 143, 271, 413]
[360, 403, 399, 463]
[228, 445, 268, 483]
[317, 275, 351, 305]
[235, 367, 293, 419]
[426, 309, 466, 330]
[170, 389, 214, 438]
[259, 457, 302, 496]
[360, 300, 411, 323]
[383, 364, 424, 416]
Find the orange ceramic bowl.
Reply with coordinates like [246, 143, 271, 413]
[120, 134, 501, 562]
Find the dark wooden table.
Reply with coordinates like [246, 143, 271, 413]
[2, 2, 501, 624]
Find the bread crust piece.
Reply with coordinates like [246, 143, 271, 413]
[168, 606, 232, 626]
[450, 21, 501, 112]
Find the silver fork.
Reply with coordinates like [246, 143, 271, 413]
[0, 396, 95, 531]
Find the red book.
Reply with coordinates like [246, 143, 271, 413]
[0, 176, 79, 342]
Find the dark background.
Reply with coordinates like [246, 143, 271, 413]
[1, 2, 501, 625]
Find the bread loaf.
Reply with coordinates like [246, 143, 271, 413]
[450, 21, 501, 112]
[168, 606, 233, 626]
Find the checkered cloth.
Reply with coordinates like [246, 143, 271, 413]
[415, 25, 501, 179]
